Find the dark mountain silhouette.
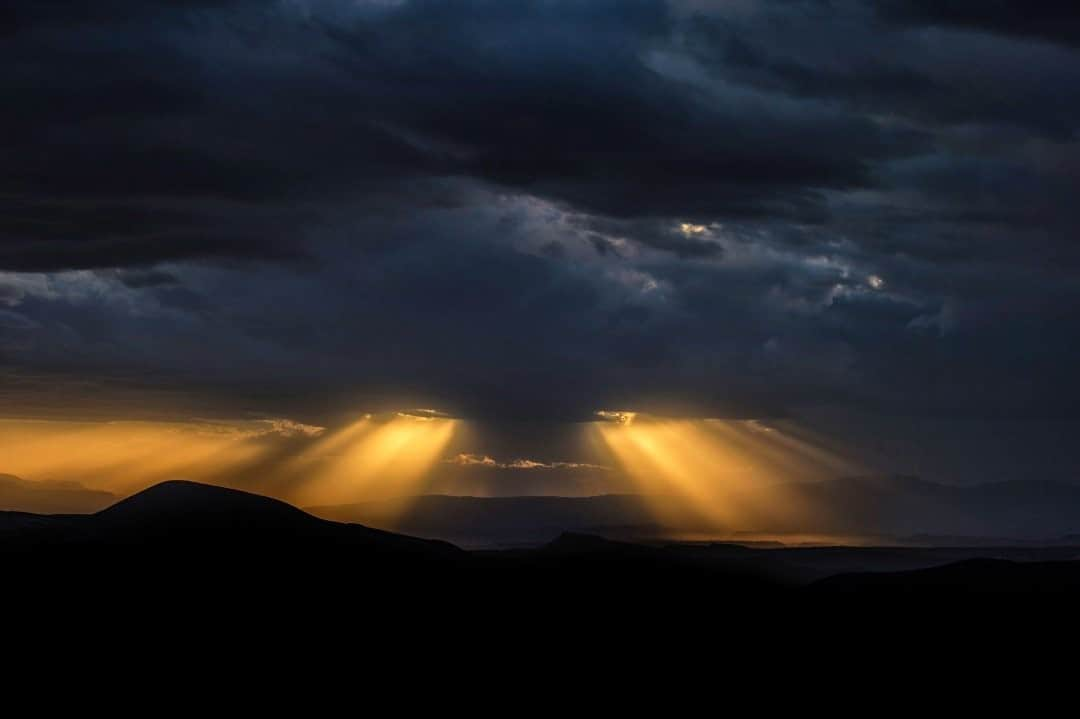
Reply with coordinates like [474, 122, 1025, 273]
[0, 480, 791, 622]
[5, 479, 1080, 627]
[668, 541, 1080, 584]
[307, 493, 659, 546]
[812, 558, 1080, 594]
[6, 475, 1079, 546]
[1, 481, 785, 606]
[306, 476, 1080, 546]
[0, 473, 115, 514]
[1, 480, 463, 567]
[99, 479, 311, 524]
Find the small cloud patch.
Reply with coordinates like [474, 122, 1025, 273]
[446, 453, 608, 471]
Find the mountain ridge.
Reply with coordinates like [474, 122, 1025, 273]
[305, 475, 1080, 544]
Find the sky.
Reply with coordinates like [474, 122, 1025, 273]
[3, 1, 1080, 504]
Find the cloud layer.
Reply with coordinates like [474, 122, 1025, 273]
[3, 0, 1080, 424]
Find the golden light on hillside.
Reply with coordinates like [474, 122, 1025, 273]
[590, 414, 858, 532]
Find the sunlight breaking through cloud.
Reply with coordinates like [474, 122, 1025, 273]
[286, 414, 458, 510]
[0, 409, 866, 537]
[0, 413, 457, 517]
[589, 414, 862, 533]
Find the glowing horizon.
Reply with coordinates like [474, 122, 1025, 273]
[0, 407, 865, 535]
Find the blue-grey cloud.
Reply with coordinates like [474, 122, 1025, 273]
[2, 0, 1079, 428]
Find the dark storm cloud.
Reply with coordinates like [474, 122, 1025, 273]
[684, 2, 1080, 138]
[2, 0, 450, 269]
[875, 1, 1080, 49]
[320, 0, 918, 219]
[574, 216, 723, 258]
[2, 0, 920, 271]
[115, 269, 181, 289]
[3, 0, 1080, 426]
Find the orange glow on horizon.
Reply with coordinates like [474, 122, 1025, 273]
[0, 413, 457, 517]
[1, 410, 859, 536]
[0, 418, 275, 496]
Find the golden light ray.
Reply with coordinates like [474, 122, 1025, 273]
[594, 418, 736, 528]
[591, 420, 700, 526]
[763, 420, 866, 475]
[263, 416, 375, 496]
[0, 412, 458, 521]
[289, 415, 458, 514]
[704, 421, 827, 483]
[591, 414, 852, 534]
[646, 420, 777, 526]
[726, 420, 862, 478]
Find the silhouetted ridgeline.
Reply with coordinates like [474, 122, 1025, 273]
[308, 475, 1080, 545]
[2, 481, 809, 644]
[8, 474, 1080, 543]
[1, 479, 461, 560]
[3, 481, 1080, 618]
[0, 473, 115, 514]
[307, 493, 660, 546]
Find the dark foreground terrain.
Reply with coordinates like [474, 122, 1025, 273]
[6, 481, 1080, 639]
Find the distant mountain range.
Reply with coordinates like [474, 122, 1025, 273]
[306, 493, 660, 547]
[0, 473, 115, 514]
[308, 475, 1080, 546]
[777, 475, 1080, 538]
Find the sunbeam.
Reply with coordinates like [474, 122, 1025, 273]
[590, 413, 860, 534]
[0, 412, 457, 518]
[291, 414, 458, 511]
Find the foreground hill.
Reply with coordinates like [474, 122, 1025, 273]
[1, 479, 461, 558]
[0, 479, 466, 602]
[0, 481, 778, 612]
[4, 480, 1080, 624]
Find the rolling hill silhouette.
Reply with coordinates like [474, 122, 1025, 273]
[2, 479, 461, 557]
[5, 479, 1080, 621]
[813, 558, 1080, 594]
[1, 480, 781, 613]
